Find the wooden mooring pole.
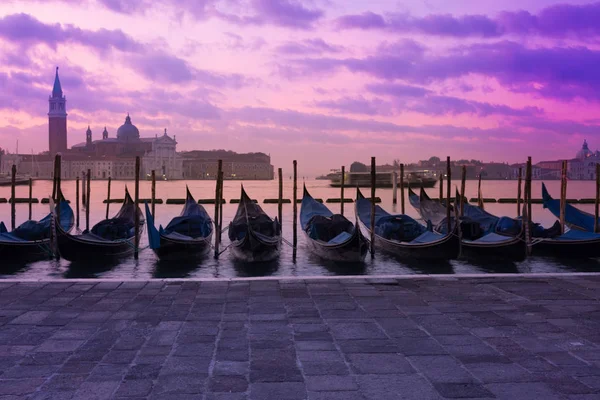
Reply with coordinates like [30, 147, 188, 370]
[51, 155, 58, 202]
[28, 178, 32, 221]
[214, 160, 222, 258]
[55, 156, 62, 261]
[10, 165, 16, 231]
[134, 156, 140, 260]
[477, 174, 484, 209]
[278, 168, 283, 227]
[370, 157, 376, 258]
[219, 172, 224, 242]
[293, 160, 298, 262]
[86, 169, 91, 232]
[460, 165, 466, 217]
[596, 163, 600, 233]
[439, 173, 443, 202]
[525, 158, 532, 257]
[400, 163, 405, 214]
[560, 160, 567, 235]
[446, 157, 451, 234]
[392, 170, 397, 205]
[75, 176, 80, 229]
[517, 167, 522, 218]
[151, 170, 156, 219]
[340, 166, 345, 215]
[105, 177, 112, 219]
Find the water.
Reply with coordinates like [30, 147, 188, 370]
[1, 179, 600, 279]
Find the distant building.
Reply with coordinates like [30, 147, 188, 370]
[181, 151, 274, 180]
[568, 140, 600, 180]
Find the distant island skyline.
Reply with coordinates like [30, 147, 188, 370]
[1, 1, 599, 176]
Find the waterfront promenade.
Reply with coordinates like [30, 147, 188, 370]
[0, 274, 599, 399]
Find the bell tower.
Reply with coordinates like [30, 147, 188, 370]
[86, 126, 92, 146]
[48, 66, 68, 155]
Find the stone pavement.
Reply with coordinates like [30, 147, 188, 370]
[0, 275, 600, 400]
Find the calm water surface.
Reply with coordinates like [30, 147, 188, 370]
[1, 179, 599, 279]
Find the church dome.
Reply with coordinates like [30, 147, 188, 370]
[576, 140, 593, 160]
[117, 114, 140, 142]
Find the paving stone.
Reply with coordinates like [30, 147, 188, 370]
[356, 374, 442, 400]
[396, 337, 448, 356]
[0, 378, 45, 395]
[9, 311, 52, 325]
[328, 322, 387, 340]
[114, 380, 154, 397]
[464, 362, 534, 383]
[433, 382, 495, 398]
[301, 361, 350, 376]
[409, 355, 476, 383]
[213, 361, 249, 376]
[337, 339, 399, 354]
[348, 353, 415, 374]
[485, 382, 564, 400]
[305, 375, 358, 391]
[308, 391, 366, 400]
[154, 374, 206, 395]
[37, 339, 85, 352]
[209, 376, 248, 392]
[250, 382, 307, 400]
[72, 381, 120, 400]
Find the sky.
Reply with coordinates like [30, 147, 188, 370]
[1, 0, 600, 175]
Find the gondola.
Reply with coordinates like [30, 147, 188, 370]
[228, 186, 281, 262]
[355, 188, 459, 260]
[0, 194, 74, 262]
[301, 185, 368, 262]
[55, 187, 144, 262]
[146, 187, 213, 261]
[534, 184, 600, 258]
[408, 187, 526, 261]
[542, 182, 597, 232]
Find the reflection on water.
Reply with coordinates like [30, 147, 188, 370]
[232, 259, 280, 278]
[2, 179, 600, 279]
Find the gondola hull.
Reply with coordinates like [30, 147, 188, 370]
[461, 234, 526, 262]
[533, 236, 600, 258]
[230, 229, 281, 262]
[0, 240, 54, 262]
[153, 233, 212, 261]
[303, 227, 368, 262]
[56, 225, 139, 262]
[370, 227, 460, 260]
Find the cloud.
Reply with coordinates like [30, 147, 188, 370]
[336, 2, 600, 39]
[366, 82, 543, 117]
[276, 38, 343, 55]
[251, 0, 324, 29]
[288, 41, 600, 101]
[0, 13, 143, 52]
[313, 96, 392, 116]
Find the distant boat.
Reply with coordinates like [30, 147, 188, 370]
[0, 176, 30, 187]
[330, 171, 437, 188]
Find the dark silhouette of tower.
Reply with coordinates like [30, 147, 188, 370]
[86, 126, 92, 146]
[48, 67, 67, 154]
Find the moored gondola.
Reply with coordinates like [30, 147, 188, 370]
[146, 187, 213, 261]
[534, 183, 600, 257]
[409, 187, 526, 262]
[355, 188, 459, 260]
[301, 185, 368, 262]
[0, 194, 74, 262]
[228, 185, 281, 262]
[55, 187, 144, 262]
[542, 182, 597, 232]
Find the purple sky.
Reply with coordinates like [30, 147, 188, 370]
[0, 0, 599, 175]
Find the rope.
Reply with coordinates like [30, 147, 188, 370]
[220, 225, 229, 234]
[282, 237, 296, 249]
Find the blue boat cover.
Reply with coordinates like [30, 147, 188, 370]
[356, 194, 428, 242]
[301, 187, 355, 244]
[88, 188, 141, 241]
[410, 230, 444, 244]
[0, 199, 74, 243]
[469, 232, 514, 243]
[146, 188, 212, 250]
[542, 183, 597, 232]
[553, 229, 600, 241]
